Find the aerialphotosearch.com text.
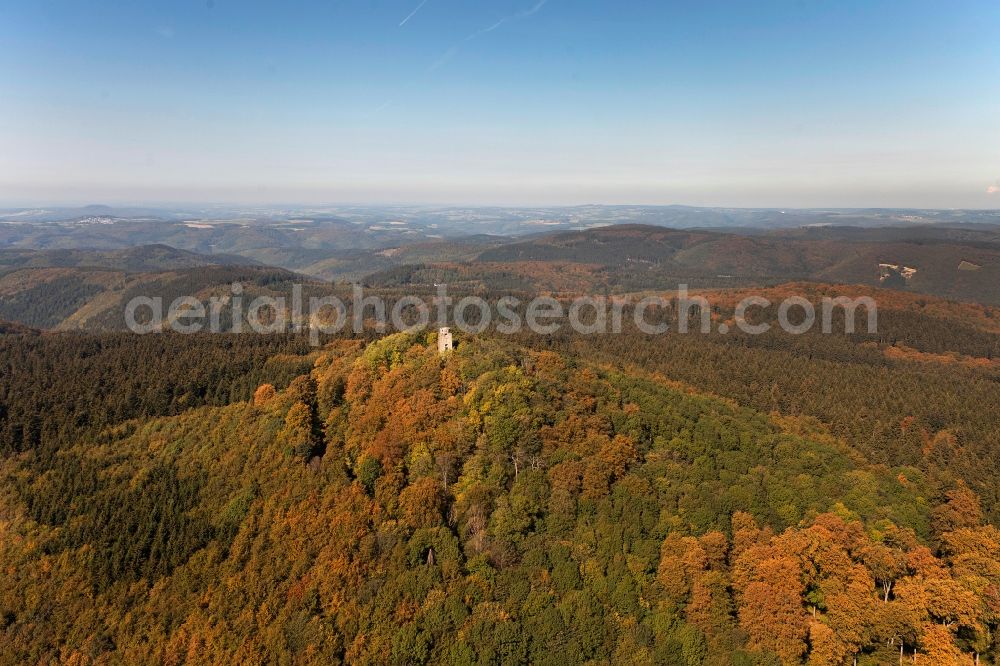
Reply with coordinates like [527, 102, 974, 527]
[124, 283, 878, 345]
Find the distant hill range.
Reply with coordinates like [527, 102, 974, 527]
[0, 244, 257, 272]
[3, 203, 999, 245]
[1, 213, 999, 331]
[0, 212, 430, 258]
[0, 246, 328, 331]
[364, 224, 1000, 305]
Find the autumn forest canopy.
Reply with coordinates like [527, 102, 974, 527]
[1, 315, 999, 665]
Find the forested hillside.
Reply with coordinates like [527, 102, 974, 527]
[1, 332, 998, 664]
[514, 286, 1000, 525]
[0, 263, 330, 331]
[413, 224, 1000, 303]
[0, 245, 257, 272]
[8, 219, 996, 304]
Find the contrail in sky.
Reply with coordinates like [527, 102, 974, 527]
[375, 0, 550, 113]
[399, 0, 429, 26]
[427, 0, 549, 71]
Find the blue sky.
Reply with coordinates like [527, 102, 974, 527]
[1, 0, 998, 207]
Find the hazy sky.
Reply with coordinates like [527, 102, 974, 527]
[1, 0, 999, 207]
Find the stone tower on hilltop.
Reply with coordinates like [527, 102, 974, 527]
[438, 327, 453, 354]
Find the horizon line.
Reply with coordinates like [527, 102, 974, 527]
[2, 201, 1000, 213]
